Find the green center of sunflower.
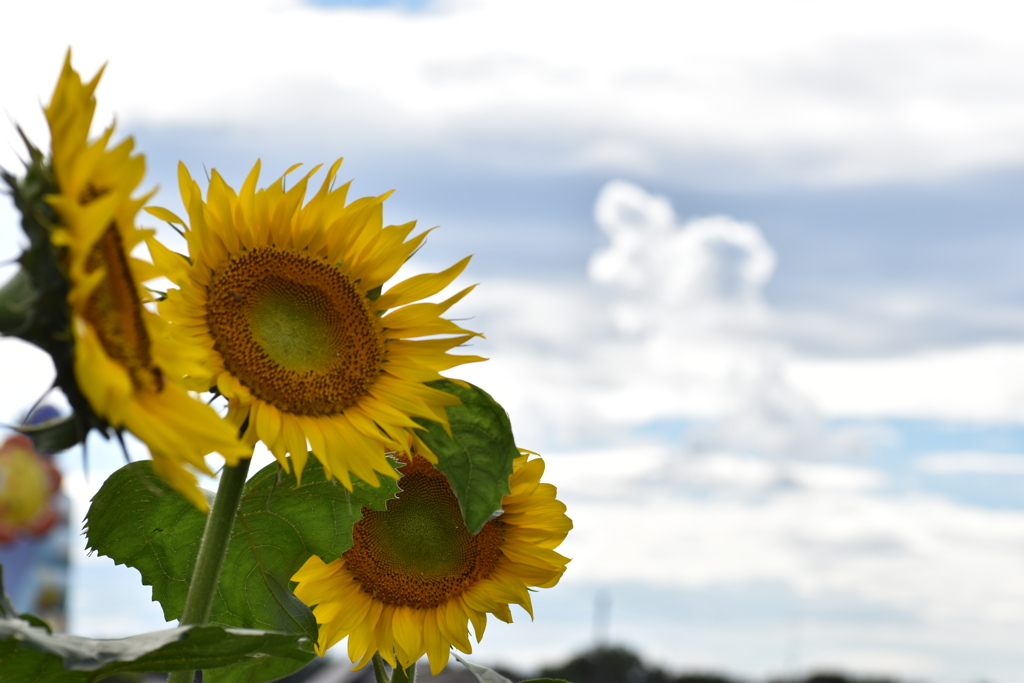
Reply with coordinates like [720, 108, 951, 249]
[248, 282, 342, 372]
[206, 247, 384, 416]
[344, 457, 504, 609]
[83, 226, 163, 393]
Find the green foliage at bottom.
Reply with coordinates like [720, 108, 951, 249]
[83, 458, 400, 681]
[202, 650, 314, 683]
[0, 620, 312, 683]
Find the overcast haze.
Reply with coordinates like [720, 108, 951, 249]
[4, 0, 1024, 679]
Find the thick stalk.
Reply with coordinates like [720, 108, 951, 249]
[371, 653, 417, 683]
[372, 653, 391, 683]
[392, 660, 417, 683]
[167, 458, 252, 683]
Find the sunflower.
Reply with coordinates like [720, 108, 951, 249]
[150, 159, 484, 489]
[40, 53, 248, 509]
[291, 450, 572, 674]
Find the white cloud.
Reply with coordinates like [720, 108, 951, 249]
[785, 344, 1024, 421]
[6, 0, 1024, 187]
[550, 446, 1024, 628]
[917, 451, 1024, 475]
[643, 451, 887, 493]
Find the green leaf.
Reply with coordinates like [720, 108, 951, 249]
[0, 565, 312, 682]
[0, 636, 87, 682]
[18, 613, 53, 634]
[202, 652, 312, 683]
[450, 652, 571, 683]
[0, 619, 312, 683]
[416, 380, 519, 533]
[84, 458, 399, 679]
[84, 462, 208, 627]
[237, 456, 399, 566]
[452, 652, 560, 683]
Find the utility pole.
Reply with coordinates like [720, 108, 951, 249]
[593, 589, 611, 646]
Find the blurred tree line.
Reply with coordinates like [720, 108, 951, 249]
[524, 645, 901, 683]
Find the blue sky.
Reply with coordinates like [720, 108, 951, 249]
[4, 0, 1024, 679]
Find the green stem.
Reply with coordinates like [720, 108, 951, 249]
[392, 660, 417, 683]
[372, 653, 391, 683]
[371, 653, 416, 683]
[167, 458, 252, 683]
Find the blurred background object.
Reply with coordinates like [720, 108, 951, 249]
[0, 404, 70, 631]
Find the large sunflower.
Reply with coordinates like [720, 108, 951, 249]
[41, 54, 247, 509]
[291, 450, 572, 674]
[151, 160, 483, 488]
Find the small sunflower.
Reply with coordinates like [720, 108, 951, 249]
[38, 53, 248, 509]
[292, 450, 572, 674]
[151, 160, 484, 488]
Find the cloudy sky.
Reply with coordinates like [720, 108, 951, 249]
[4, 0, 1024, 679]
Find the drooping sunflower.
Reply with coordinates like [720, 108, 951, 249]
[150, 160, 484, 488]
[37, 53, 248, 509]
[291, 450, 572, 674]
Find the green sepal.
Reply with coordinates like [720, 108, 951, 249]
[14, 414, 84, 454]
[416, 380, 519, 533]
[1, 127, 108, 449]
[0, 268, 35, 336]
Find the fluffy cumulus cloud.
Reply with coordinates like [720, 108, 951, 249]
[462, 180, 868, 455]
[590, 180, 776, 333]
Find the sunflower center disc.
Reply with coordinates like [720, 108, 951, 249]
[206, 248, 384, 415]
[344, 458, 504, 608]
[83, 226, 162, 393]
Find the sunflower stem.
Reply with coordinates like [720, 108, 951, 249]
[167, 457, 252, 683]
[372, 653, 391, 683]
[370, 653, 417, 683]
[392, 659, 417, 683]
